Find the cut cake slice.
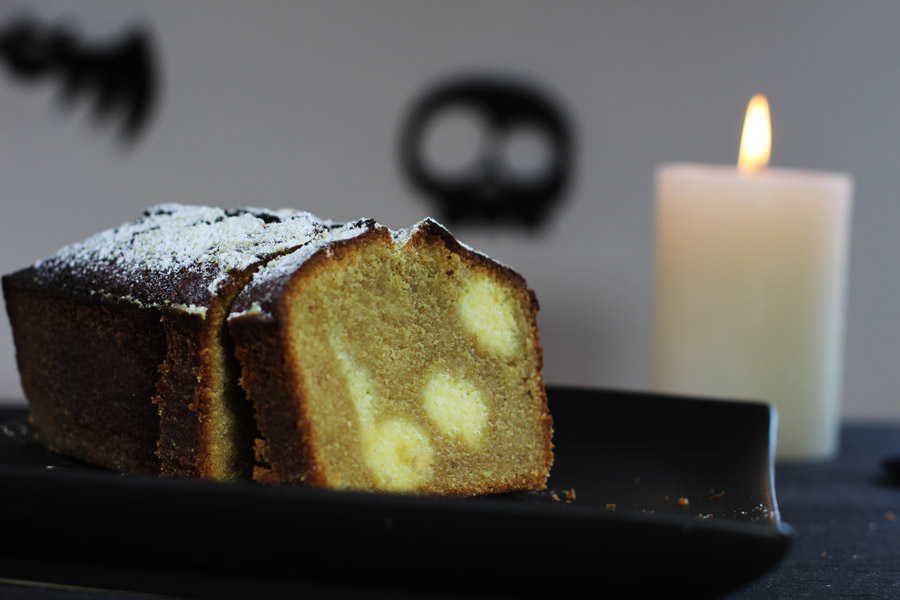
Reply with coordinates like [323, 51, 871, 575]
[229, 218, 553, 494]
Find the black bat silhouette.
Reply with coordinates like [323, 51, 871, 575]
[0, 15, 159, 144]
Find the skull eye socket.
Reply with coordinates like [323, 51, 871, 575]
[498, 124, 554, 182]
[421, 106, 489, 179]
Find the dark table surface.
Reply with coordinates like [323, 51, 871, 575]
[1, 405, 898, 599]
[727, 422, 900, 599]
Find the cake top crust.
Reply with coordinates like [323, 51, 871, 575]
[26, 203, 332, 311]
[229, 218, 381, 320]
[17, 204, 520, 320]
[229, 217, 525, 323]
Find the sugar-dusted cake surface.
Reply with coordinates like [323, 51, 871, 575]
[28, 203, 330, 311]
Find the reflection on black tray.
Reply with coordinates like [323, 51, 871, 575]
[0, 386, 792, 599]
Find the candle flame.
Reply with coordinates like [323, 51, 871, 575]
[738, 94, 771, 173]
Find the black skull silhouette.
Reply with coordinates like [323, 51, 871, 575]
[400, 75, 574, 227]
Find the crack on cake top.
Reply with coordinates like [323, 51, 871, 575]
[229, 218, 379, 320]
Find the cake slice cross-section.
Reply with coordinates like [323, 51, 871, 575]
[229, 218, 553, 495]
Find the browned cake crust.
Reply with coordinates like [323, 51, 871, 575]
[229, 219, 553, 495]
[3, 271, 166, 472]
[154, 299, 249, 478]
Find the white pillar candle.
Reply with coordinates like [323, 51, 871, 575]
[652, 96, 853, 461]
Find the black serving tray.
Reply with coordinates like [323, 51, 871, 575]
[0, 386, 792, 598]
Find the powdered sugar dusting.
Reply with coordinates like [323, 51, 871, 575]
[249, 221, 371, 284]
[391, 220, 426, 247]
[230, 219, 375, 319]
[31, 204, 332, 309]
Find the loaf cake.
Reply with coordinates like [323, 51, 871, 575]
[3, 204, 553, 494]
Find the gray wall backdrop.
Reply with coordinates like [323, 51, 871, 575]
[1, 1, 898, 422]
